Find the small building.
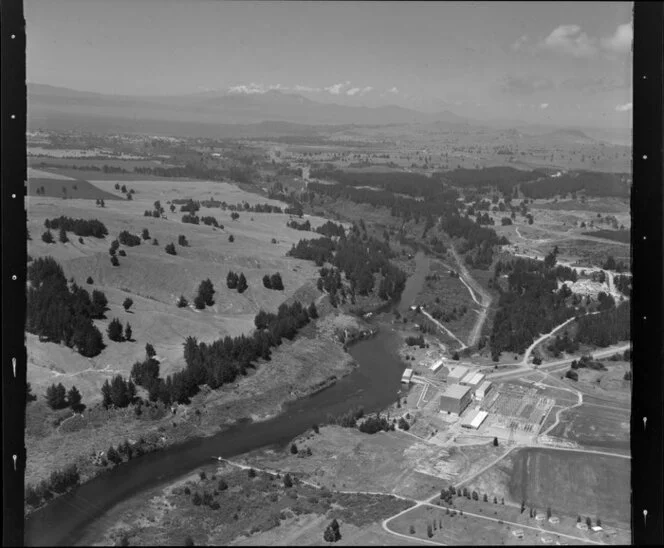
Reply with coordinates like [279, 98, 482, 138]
[461, 408, 489, 429]
[536, 513, 547, 522]
[401, 368, 414, 384]
[447, 365, 469, 385]
[430, 358, 447, 374]
[548, 516, 560, 525]
[512, 529, 524, 539]
[475, 380, 493, 400]
[591, 526, 603, 533]
[439, 384, 473, 415]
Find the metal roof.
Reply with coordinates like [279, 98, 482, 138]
[442, 383, 472, 400]
[461, 372, 485, 385]
[448, 365, 469, 378]
[477, 380, 493, 392]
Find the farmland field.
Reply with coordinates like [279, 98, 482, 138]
[548, 404, 630, 451]
[508, 448, 630, 527]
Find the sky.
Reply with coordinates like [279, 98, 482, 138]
[26, 0, 633, 128]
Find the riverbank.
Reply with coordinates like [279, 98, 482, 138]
[24, 311, 364, 517]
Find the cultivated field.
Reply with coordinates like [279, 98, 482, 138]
[548, 404, 630, 451]
[508, 448, 630, 527]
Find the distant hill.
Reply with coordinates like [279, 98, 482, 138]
[28, 83, 470, 132]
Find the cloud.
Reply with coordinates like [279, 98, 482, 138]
[559, 75, 628, 93]
[293, 85, 322, 93]
[227, 83, 288, 94]
[539, 24, 598, 58]
[359, 86, 373, 95]
[540, 103, 549, 109]
[601, 23, 633, 54]
[615, 102, 632, 112]
[346, 87, 361, 96]
[501, 75, 555, 95]
[511, 35, 530, 51]
[387, 86, 399, 94]
[324, 81, 351, 95]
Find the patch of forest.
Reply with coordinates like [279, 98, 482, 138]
[27, 257, 107, 357]
[520, 171, 630, 199]
[583, 229, 631, 244]
[44, 216, 108, 238]
[309, 168, 444, 198]
[489, 255, 579, 358]
[287, 228, 407, 304]
[440, 166, 543, 194]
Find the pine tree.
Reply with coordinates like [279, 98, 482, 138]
[42, 230, 55, 244]
[107, 318, 124, 342]
[145, 343, 156, 358]
[308, 302, 319, 319]
[177, 295, 189, 308]
[67, 385, 82, 409]
[107, 445, 121, 465]
[124, 323, 133, 341]
[111, 255, 120, 266]
[283, 473, 293, 488]
[45, 383, 67, 409]
[262, 274, 272, 289]
[59, 226, 69, 243]
[237, 273, 248, 293]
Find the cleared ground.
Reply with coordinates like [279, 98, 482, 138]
[235, 425, 505, 502]
[82, 464, 413, 546]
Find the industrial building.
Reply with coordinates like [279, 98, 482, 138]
[475, 380, 493, 400]
[461, 408, 489, 429]
[447, 365, 469, 385]
[430, 358, 447, 374]
[439, 383, 473, 415]
[401, 368, 413, 384]
[460, 371, 485, 392]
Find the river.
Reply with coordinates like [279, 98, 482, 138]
[24, 252, 430, 546]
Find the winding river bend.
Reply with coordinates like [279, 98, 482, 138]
[24, 252, 430, 546]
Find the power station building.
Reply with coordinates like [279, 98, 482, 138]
[439, 383, 473, 415]
[460, 371, 486, 393]
[447, 365, 469, 385]
[475, 380, 493, 400]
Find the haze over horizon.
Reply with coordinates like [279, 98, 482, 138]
[27, 0, 632, 130]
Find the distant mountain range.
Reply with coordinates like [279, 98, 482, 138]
[27, 83, 630, 145]
[28, 83, 469, 129]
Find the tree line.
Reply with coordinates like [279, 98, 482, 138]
[124, 300, 318, 407]
[44, 216, 108, 238]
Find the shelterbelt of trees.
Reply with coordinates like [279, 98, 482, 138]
[127, 301, 318, 406]
[489, 252, 630, 358]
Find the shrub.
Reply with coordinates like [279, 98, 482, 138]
[165, 243, 177, 255]
[42, 230, 55, 243]
[248, 468, 256, 478]
[217, 479, 228, 491]
[86, 276, 94, 284]
[283, 473, 293, 488]
[123, 298, 133, 311]
[111, 255, 120, 266]
[290, 443, 298, 455]
[228, 234, 235, 243]
[118, 250, 127, 257]
[177, 295, 189, 308]
[178, 235, 189, 247]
